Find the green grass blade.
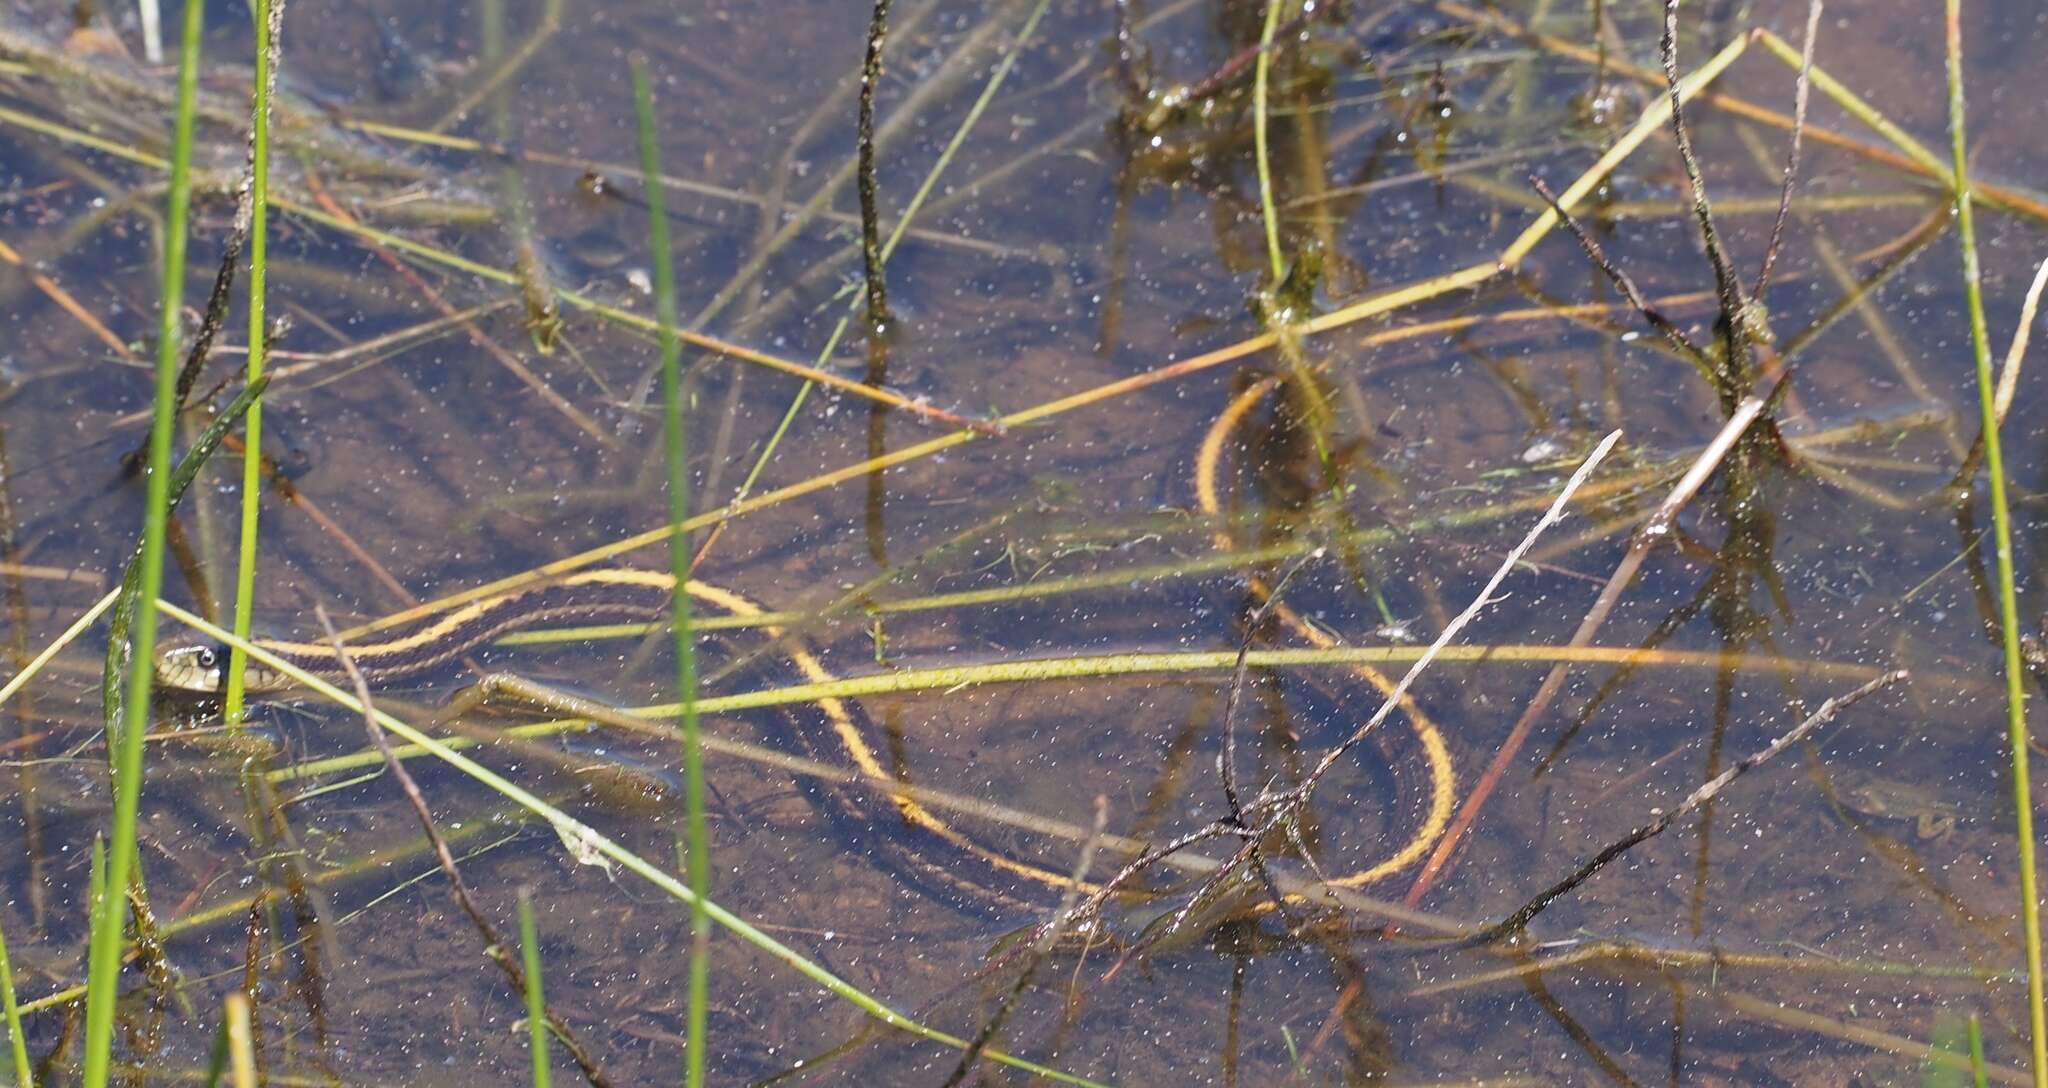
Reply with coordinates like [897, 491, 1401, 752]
[1253, 0, 1285, 281]
[518, 892, 552, 1088]
[223, 0, 277, 724]
[0, 906, 33, 1087]
[81, 2, 204, 1082]
[1944, 3, 2045, 1082]
[629, 56, 709, 1088]
[1971, 1015, 1990, 1088]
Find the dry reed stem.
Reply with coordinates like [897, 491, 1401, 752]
[1995, 256, 2048, 425]
[1404, 395, 1768, 907]
[1710, 989, 2029, 1085]
[0, 235, 136, 360]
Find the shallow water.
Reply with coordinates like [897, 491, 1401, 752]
[0, 0, 2044, 1083]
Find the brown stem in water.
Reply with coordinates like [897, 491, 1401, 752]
[1753, 0, 1823, 301]
[858, 0, 892, 328]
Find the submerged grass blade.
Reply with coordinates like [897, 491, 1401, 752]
[82, 2, 204, 1082]
[629, 55, 710, 1087]
[1943, 2, 2045, 1081]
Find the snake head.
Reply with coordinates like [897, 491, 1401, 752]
[155, 642, 226, 694]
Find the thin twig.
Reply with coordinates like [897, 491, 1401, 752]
[312, 607, 616, 1088]
[1529, 175, 1713, 381]
[1287, 430, 1623, 799]
[1214, 547, 1326, 926]
[1753, 0, 1823, 300]
[1479, 669, 1905, 939]
[1404, 396, 1766, 907]
[1218, 548, 1324, 831]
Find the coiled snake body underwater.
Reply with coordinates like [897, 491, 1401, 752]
[156, 381, 1456, 916]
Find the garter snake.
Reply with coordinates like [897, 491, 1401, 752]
[151, 388, 1456, 914]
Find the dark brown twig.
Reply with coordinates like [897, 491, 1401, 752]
[1528, 175, 1716, 388]
[857, 0, 893, 329]
[1110, 0, 1148, 101]
[1752, 0, 1823, 301]
[312, 607, 616, 1088]
[1479, 669, 1906, 940]
[1218, 548, 1324, 832]
[169, 0, 287, 418]
[1659, 0, 1752, 390]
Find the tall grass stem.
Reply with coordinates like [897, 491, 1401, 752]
[630, 56, 709, 1088]
[0, 910, 30, 1088]
[519, 892, 553, 1088]
[1253, 0, 1286, 280]
[224, 0, 277, 723]
[1945, 2, 2045, 1081]
[79, 1, 203, 1081]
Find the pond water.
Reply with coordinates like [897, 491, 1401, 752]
[0, 0, 2042, 1083]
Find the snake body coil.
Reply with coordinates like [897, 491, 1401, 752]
[150, 386, 1458, 916]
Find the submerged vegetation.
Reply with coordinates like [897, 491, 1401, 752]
[0, 0, 2040, 1082]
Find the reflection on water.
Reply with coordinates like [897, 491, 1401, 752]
[0, 0, 2040, 1081]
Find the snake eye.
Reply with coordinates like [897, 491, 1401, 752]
[194, 648, 217, 669]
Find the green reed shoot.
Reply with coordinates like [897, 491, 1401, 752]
[202, 1014, 231, 1088]
[1253, 0, 1286, 281]
[1945, 2, 2044, 1081]
[630, 56, 709, 1087]
[518, 892, 552, 1088]
[224, 0, 276, 724]
[1971, 1015, 1990, 1088]
[81, 1, 204, 1082]
[0, 909, 31, 1088]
